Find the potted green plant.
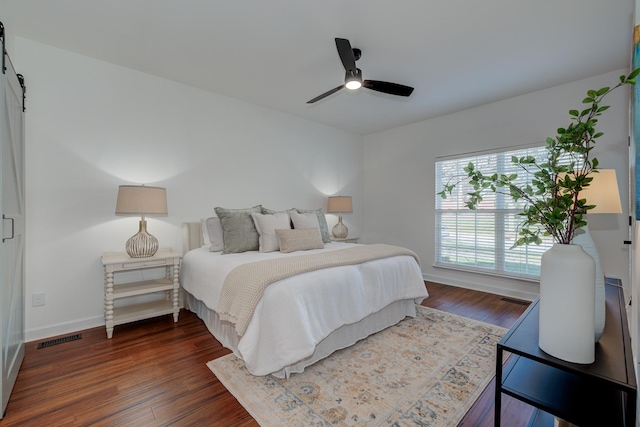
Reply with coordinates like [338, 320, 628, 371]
[438, 69, 639, 363]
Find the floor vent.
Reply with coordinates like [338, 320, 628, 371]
[500, 297, 529, 306]
[37, 333, 82, 349]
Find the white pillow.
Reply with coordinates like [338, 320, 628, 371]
[289, 210, 320, 231]
[205, 217, 224, 252]
[200, 218, 211, 248]
[293, 208, 331, 243]
[251, 211, 291, 252]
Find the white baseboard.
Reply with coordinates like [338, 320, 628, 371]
[26, 278, 534, 344]
[26, 315, 104, 343]
[423, 273, 538, 301]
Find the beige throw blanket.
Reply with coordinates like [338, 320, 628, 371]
[217, 244, 420, 336]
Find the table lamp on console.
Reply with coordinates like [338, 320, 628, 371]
[572, 169, 622, 342]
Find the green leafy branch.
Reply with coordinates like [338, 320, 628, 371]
[438, 69, 639, 246]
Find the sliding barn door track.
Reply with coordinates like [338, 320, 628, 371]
[37, 333, 82, 349]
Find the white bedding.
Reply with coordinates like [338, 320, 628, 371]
[180, 243, 428, 376]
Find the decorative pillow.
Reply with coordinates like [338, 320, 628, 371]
[294, 208, 331, 243]
[276, 228, 325, 253]
[289, 210, 320, 231]
[214, 205, 262, 254]
[205, 217, 224, 252]
[261, 207, 278, 215]
[251, 211, 291, 253]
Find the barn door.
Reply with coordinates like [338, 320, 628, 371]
[0, 36, 25, 418]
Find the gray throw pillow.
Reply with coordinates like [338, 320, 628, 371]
[294, 208, 331, 243]
[214, 205, 262, 254]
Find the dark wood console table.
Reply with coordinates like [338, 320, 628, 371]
[495, 283, 636, 426]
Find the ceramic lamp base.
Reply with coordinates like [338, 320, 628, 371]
[126, 220, 159, 258]
[332, 214, 349, 238]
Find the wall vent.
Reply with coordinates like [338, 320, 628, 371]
[37, 333, 82, 349]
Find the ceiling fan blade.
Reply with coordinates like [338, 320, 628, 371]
[363, 80, 414, 97]
[307, 85, 344, 104]
[335, 38, 357, 71]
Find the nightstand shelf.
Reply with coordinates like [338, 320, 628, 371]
[501, 356, 626, 425]
[113, 300, 175, 326]
[112, 278, 174, 298]
[101, 247, 182, 339]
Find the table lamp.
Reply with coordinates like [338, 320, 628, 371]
[327, 196, 353, 238]
[573, 169, 622, 342]
[115, 185, 167, 258]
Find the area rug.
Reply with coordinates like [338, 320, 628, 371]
[207, 306, 506, 426]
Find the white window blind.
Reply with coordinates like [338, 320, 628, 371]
[434, 145, 554, 279]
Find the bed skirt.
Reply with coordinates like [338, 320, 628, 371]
[186, 292, 418, 378]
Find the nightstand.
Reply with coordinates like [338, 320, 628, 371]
[330, 236, 360, 243]
[101, 247, 182, 339]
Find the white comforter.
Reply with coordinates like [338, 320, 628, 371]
[180, 243, 427, 375]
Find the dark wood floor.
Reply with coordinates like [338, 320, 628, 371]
[0, 282, 533, 426]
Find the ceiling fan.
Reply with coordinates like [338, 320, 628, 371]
[307, 38, 414, 104]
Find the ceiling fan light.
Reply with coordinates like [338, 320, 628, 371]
[345, 80, 362, 90]
[345, 69, 363, 90]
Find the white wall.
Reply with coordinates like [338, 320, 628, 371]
[15, 37, 363, 341]
[13, 33, 635, 340]
[1, 1, 17, 60]
[363, 70, 633, 300]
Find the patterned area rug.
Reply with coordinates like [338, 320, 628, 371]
[207, 306, 506, 426]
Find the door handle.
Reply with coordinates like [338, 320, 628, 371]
[3, 215, 14, 242]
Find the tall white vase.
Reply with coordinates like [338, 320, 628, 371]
[539, 243, 596, 364]
[571, 225, 604, 342]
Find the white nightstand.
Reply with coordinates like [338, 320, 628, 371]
[330, 236, 360, 243]
[101, 247, 182, 339]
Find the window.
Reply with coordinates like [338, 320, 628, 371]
[434, 145, 553, 279]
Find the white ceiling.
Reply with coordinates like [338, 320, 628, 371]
[1, 0, 635, 134]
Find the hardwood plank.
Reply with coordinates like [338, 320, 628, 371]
[0, 282, 532, 426]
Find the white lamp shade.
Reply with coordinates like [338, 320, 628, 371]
[327, 196, 353, 213]
[580, 169, 622, 214]
[115, 185, 168, 215]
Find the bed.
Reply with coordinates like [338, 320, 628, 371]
[180, 220, 428, 378]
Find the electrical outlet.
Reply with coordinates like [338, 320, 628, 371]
[32, 292, 45, 307]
